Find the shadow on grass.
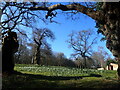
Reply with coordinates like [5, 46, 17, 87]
[10, 71, 102, 81]
[3, 71, 120, 88]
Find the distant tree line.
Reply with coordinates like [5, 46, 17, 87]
[14, 47, 76, 67]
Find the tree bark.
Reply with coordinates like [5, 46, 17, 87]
[84, 57, 87, 68]
[2, 32, 19, 73]
[117, 58, 120, 80]
[34, 46, 41, 65]
[99, 2, 120, 80]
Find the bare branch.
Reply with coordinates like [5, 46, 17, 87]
[67, 30, 97, 60]
[29, 3, 101, 21]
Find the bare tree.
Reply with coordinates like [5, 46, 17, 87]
[14, 33, 32, 64]
[67, 30, 97, 68]
[55, 52, 66, 66]
[91, 46, 112, 68]
[32, 28, 55, 65]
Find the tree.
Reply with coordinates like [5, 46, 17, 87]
[1, 2, 120, 79]
[91, 46, 110, 68]
[32, 28, 55, 65]
[52, 52, 76, 67]
[40, 49, 53, 65]
[74, 56, 84, 68]
[2, 31, 19, 72]
[55, 52, 66, 66]
[14, 33, 32, 64]
[91, 52, 102, 68]
[67, 30, 97, 68]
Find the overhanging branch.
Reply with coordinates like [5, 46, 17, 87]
[29, 3, 102, 21]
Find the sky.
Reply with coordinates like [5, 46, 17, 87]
[30, 9, 114, 59]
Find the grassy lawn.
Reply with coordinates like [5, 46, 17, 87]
[2, 64, 120, 89]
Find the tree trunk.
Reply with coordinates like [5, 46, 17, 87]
[83, 57, 87, 68]
[2, 32, 19, 73]
[99, 2, 120, 80]
[116, 57, 120, 80]
[34, 46, 41, 65]
[2, 49, 14, 73]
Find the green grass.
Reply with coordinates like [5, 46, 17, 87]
[2, 64, 120, 89]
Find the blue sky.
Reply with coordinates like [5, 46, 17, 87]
[31, 10, 114, 59]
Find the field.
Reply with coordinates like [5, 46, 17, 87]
[2, 64, 120, 89]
